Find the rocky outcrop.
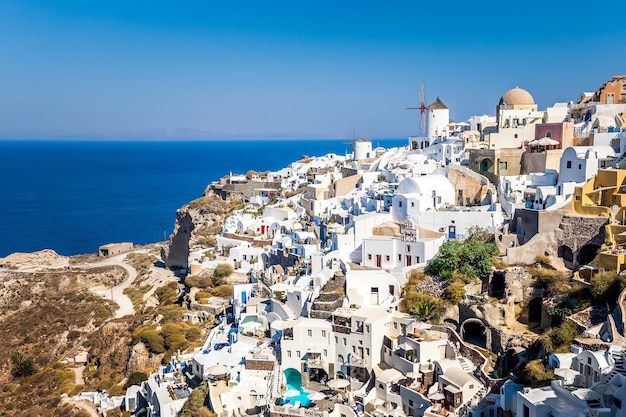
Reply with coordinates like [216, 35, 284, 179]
[161, 191, 233, 269]
[126, 341, 164, 376]
[0, 249, 69, 270]
[161, 208, 195, 269]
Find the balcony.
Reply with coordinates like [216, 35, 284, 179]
[348, 355, 369, 368]
[306, 355, 326, 368]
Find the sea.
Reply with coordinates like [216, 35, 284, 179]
[0, 138, 407, 257]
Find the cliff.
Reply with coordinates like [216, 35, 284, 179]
[161, 190, 244, 269]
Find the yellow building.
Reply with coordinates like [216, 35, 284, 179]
[574, 169, 626, 272]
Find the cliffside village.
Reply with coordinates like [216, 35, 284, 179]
[81, 76, 626, 417]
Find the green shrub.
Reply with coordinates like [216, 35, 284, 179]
[186, 275, 213, 289]
[210, 284, 233, 298]
[517, 360, 554, 387]
[127, 372, 149, 387]
[213, 264, 234, 280]
[156, 282, 179, 305]
[445, 280, 466, 304]
[590, 271, 624, 308]
[400, 291, 444, 323]
[137, 329, 166, 354]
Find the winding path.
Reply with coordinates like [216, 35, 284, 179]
[75, 253, 138, 318]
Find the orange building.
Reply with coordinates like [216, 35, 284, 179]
[593, 75, 626, 104]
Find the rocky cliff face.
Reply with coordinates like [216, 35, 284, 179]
[161, 208, 195, 269]
[161, 191, 235, 269]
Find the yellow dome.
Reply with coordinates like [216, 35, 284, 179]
[499, 87, 535, 106]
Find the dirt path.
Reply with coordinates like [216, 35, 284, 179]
[76, 254, 138, 318]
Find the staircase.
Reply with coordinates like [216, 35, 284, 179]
[458, 357, 475, 373]
[604, 348, 626, 383]
[271, 364, 283, 397]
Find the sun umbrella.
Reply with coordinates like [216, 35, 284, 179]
[406, 371, 422, 379]
[206, 364, 230, 376]
[429, 392, 445, 401]
[308, 391, 326, 401]
[327, 379, 350, 389]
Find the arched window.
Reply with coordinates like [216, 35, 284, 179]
[545, 130, 552, 138]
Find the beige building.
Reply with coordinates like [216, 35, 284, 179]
[99, 242, 133, 257]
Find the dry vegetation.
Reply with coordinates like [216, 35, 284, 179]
[0, 259, 208, 415]
[188, 194, 244, 214]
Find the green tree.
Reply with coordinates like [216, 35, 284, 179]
[401, 292, 444, 322]
[179, 383, 216, 417]
[590, 271, 624, 308]
[10, 351, 38, 378]
[428, 229, 497, 281]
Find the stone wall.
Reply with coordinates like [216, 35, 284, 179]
[448, 165, 492, 206]
[246, 359, 274, 371]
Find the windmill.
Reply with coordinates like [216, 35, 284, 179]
[406, 81, 428, 136]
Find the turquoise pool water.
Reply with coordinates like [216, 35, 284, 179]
[283, 389, 312, 407]
[282, 368, 312, 407]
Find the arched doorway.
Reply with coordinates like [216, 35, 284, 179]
[461, 319, 488, 349]
[479, 159, 493, 174]
[491, 272, 506, 299]
[558, 245, 574, 269]
[557, 245, 573, 262]
[577, 244, 600, 266]
[528, 297, 543, 327]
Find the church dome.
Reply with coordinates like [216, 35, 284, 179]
[499, 87, 535, 106]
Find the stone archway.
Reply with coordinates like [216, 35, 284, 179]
[460, 318, 489, 350]
[577, 244, 601, 266]
[557, 245, 574, 269]
[490, 271, 506, 299]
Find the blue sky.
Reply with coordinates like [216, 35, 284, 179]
[1, 1, 624, 140]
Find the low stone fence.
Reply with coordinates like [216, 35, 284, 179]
[432, 325, 505, 392]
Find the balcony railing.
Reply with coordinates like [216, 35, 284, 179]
[306, 357, 325, 368]
[348, 355, 369, 367]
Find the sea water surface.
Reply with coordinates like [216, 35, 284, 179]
[0, 139, 405, 257]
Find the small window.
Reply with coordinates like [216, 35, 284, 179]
[566, 160, 572, 168]
[411, 202, 415, 207]
[409, 400, 414, 407]
[335, 336, 338, 343]
[366, 348, 370, 355]
[352, 346, 356, 353]
[399, 201, 403, 207]
[308, 329, 312, 337]
[296, 351, 300, 357]
[322, 330, 326, 337]
[579, 164, 582, 170]
[367, 254, 372, 260]
[323, 349, 327, 356]
[385, 255, 390, 261]
[343, 338, 347, 345]
[366, 325, 370, 333]
[499, 161, 508, 170]
[406, 245, 411, 253]
[398, 254, 402, 261]
[287, 350, 292, 358]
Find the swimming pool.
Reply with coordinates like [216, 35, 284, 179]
[282, 368, 312, 407]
